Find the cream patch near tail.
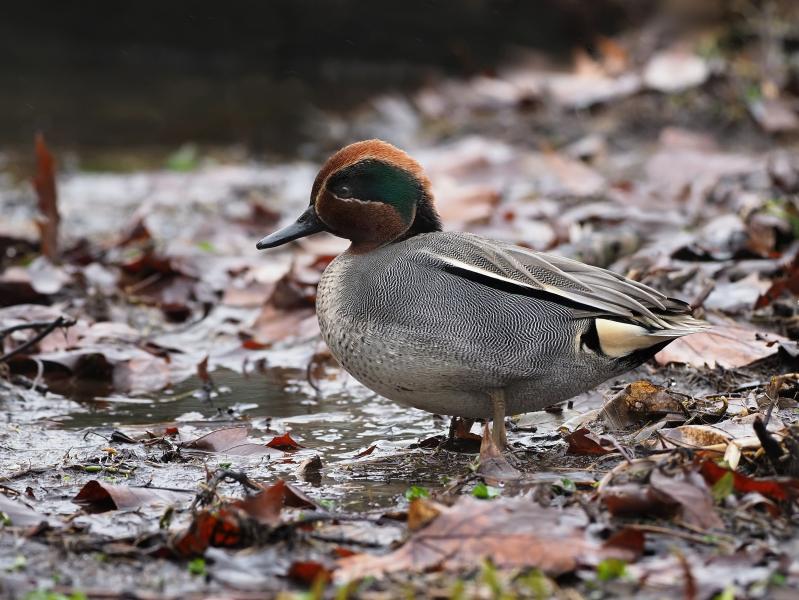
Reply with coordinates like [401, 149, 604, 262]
[595, 318, 677, 358]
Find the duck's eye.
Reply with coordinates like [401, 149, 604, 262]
[336, 184, 353, 199]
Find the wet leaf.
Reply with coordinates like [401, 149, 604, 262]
[183, 427, 249, 452]
[659, 424, 732, 449]
[170, 480, 316, 557]
[230, 481, 287, 527]
[171, 508, 244, 557]
[353, 444, 377, 459]
[0, 494, 54, 528]
[72, 480, 191, 513]
[265, 432, 303, 452]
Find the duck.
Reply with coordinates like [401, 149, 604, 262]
[257, 139, 707, 448]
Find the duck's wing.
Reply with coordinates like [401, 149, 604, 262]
[420, 233, 707, 356]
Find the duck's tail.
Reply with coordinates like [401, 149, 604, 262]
[592, 305, 709, 359]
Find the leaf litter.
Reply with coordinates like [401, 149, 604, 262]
[3, 11, 799, 599]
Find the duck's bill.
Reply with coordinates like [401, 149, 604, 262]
[256, 206, 326, 249]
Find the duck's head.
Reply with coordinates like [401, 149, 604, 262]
[256, 139, 442, 252]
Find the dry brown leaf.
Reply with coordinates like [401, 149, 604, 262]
[649, 468, 723, 530]
[32, 133, 60, 261]
[601, 380, 685, 429]
[407, 497, 442, 531]
[336, 497, 628, 582]
[564, 428, 614, 456]
[477, 423, 521, 482]
[655, 323, 783, 369]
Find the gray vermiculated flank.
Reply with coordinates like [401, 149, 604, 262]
[316, 231, 703, 419]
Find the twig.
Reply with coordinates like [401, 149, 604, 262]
[626, 523, 725, 546]
[753, 417, 785, 473]
[690, 279, 715, 311]
[190, 468, 261, 511]
[307, 532, 386, 548]
[0, 316, 76, 363]
[0, 320, 69, 340]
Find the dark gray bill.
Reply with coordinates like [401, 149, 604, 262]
[256, 206, 326, 249]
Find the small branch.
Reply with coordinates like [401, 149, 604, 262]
[753, 417, 785, 473]
[0, 316, 76, 363]
[0, 320, 70, 340]
[690, 279, 715, 311]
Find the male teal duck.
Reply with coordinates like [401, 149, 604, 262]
[257, 140, 707, 448]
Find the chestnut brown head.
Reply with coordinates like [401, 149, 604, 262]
[256, 140, 441, 252]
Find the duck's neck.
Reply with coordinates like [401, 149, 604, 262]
[403, 194, 442, 239]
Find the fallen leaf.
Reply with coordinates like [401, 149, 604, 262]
[407, 498, 442, 531]
[335, 497, 631, 582]
[600, 484, 678, 519]
[288, 561, 332, 585]
[699, 459, 799, 504]
[649, 468, 723, 529]
[231, 481, 288, 526]
[170, 479, 317, 558]
[266, 432, 303, 452]
[659, 425, 732, 448]
[643, 48, 709, 93]
[32, 133, 60, 261]
[603, 528, 645, 559]
[477, 423, 521, 482]
[182, 427, 283, 456]
[756, 253, 799, 309]
[600, 381, 685, 430]
[0, 494, 56, 527]
[565, 428, 614, 456]
[749, 98, 799, 134]
[171, 508, 244, 557]
[73, 480, 191, 513]
[183, 427, 250, 452]
[655, 323, 784, 369]
[353, 444, 377, 459]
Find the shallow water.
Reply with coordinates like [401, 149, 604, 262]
[41, 365, 605, 510]
[52, 368, 447, 510]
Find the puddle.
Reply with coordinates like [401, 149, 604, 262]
[13, 366, 609, 511]
[47, 368, 443, 510]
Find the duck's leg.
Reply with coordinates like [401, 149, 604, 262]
[490, 389, 507, 448]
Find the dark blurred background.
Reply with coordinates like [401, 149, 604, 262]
[0, 0, 657, 157]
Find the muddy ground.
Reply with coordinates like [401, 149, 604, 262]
[3, 8, 799, 600]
